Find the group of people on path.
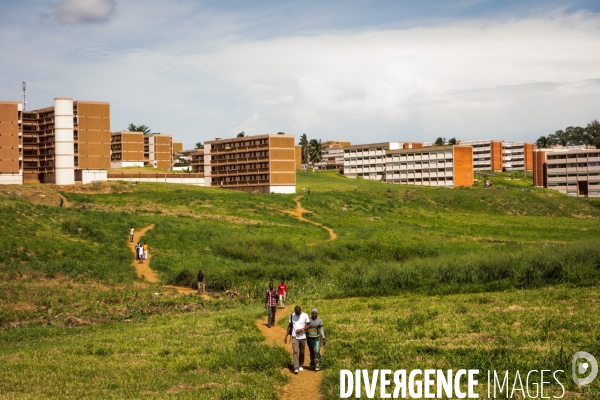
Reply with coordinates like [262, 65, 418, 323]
[135, 242, 149, 264]
[266, 281, 326, 374]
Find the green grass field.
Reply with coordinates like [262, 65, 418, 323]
[1, 171, 599, 398]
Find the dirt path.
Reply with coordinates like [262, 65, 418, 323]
[255, 306, 323, 400]
[128, 225, 205, 297]
[284, 195, 337, 242]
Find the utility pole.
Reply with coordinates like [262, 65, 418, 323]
[21, 82, 27, 110]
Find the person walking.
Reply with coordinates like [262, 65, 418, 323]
[197, 270, 205, 294]
[278, 279, 288, 308]
[137, 243, 144, 264]
[134, 242, 140, 261]
[59, 197, 64, 207]
[265, 283, 278, 328]
[307, 187, 311, 195]
[307, 309, 326, 371]
[143, 242, 149, 260]
[284, 306, 310, 374]
[129, 227, 134, 242]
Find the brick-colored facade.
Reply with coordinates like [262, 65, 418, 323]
[453, 145, 474, 187]
[0, 101, 22, 184]
[111, 132, 173, 170]
[201, 134, 296, 194]
[16, 98, 110, 185]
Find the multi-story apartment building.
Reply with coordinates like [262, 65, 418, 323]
[313, 141, 351, 170]
[145, 134, 173, 169]
[502, 142, 534, 171]
[384, 145, 474, 187]
[173, 142, 183, 153]
[0, 101, 23, 184]
[533, 146, 600, 197]
[454, 140, 535, 171]
[111, 131, 145, 168]
[456, 140, 503, 171]
[18, 98, 111, 185]
[343, 142, 422, 180]
[196, 134, 296, 193]
[111, 132, 173, 170]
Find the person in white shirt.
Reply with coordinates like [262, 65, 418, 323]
[284, 306, 310, 374]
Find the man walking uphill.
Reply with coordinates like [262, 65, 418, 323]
[307, 309, 326, 371]
[278, 279, 288, 308]
[265, 283, 278, 328]
[284, 306, 310, 374]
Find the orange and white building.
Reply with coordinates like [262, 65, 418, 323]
[191, 134, 297, 193]
[385, 145, 474, 187]
[8, 98, 111, 185]
[533, 146, 600, 197]
[110, 132, 173, 170]
[313, 140, 351, 170]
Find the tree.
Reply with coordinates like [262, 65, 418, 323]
[585, 120, 600, 148]
[434, 137, 445, 146]
[195, 142, 204, 149]
[237, 131, 245, 138]
[536, 136, 550, 149]
[448, 137, 457, 145]
[308, 139, 324, 163]
[127, 124, 151, 135]
[298, 134, 309, 164]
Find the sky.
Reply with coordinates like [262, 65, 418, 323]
[1, 1, 600, 148]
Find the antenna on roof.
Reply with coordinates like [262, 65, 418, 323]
[21, 81, 27, 110]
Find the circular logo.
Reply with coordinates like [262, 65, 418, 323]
[572, 351, 598, 386]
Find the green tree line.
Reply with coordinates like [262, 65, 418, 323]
[536, 120, 600, 148]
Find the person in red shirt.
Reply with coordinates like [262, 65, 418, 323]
[278, 279, 288, 308]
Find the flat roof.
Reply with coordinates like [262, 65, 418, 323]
[205, 134, 294, 144]
[386, 145, 459, 154]
[343, 142, 398, 150]
[74, 100, 110, 105]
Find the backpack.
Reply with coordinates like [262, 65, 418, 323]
[286, 313, 294, 336]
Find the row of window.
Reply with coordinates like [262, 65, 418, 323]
[220, 151, 269, 160]
[548, 153, 600, 160]
[548, 162, 600, 169]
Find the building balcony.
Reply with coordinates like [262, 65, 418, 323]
[212, 143, 269, 155]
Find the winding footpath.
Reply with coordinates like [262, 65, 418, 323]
[255, 306, 324, 400]
[128, 225, 202, 296]
[284, 195, 337, 242]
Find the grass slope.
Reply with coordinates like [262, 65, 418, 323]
[0, 172, 599, 398]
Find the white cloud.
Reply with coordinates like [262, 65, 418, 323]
[50, 0, 116, 25]
[3, 4, 600, 147]
[185, 13, 600, 142]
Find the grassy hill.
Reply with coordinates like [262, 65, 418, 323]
[1, 172, 599, 398]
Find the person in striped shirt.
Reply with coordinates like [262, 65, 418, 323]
[265, 283, 278, 328]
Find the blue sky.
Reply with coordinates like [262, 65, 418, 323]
[1, 1, 599, 148]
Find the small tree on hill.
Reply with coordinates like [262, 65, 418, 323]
[195, 142, 204, 149]
[435, 137, 445, 146]
[237, 131, 245, 138]
[448, 137, 457, 145]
